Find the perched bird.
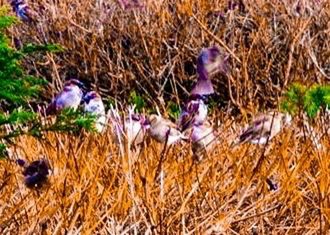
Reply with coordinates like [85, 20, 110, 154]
[178, 97, 208, 131]
[83, 91, 106, 133]
[148, 114, 187, 146]
[17, 158, 50, 188]
[233, 112, 292, 146]
[110, 105, 149, 148]
[191, 46, 229, 96]
[118, 0, 144, 10]
[186, 122, 218, 160]
[46, 79, 84, 115]
[9, 0, 37, 22]
[123, 114, 149, 147]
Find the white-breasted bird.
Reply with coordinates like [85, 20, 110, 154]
[46, 79, 84, 115]
[178, 97, 208, 131]
[148, 114, 187, 146]
[123, 114, 149, 147]
[83, 91, 106, 133]
[233, 111, 292, 146]
[185, 121, 218, 160]
[110, 104, 149, 148]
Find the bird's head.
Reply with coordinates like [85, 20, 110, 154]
[64, 79, 86, 91]
[197, 46, 229, 76]
[139, 115, 151, 129]
[83, 91, 100, 104]
[148, 114, 160, 127]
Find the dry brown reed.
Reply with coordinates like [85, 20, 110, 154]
[1, 115, 329, 234]
[8, 0, 330, 113]
[1, 0, 330, 234]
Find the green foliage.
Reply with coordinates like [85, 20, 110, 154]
[0, 6, 16, 30]
[0, 143, 7, 159]
[167, 101, 181, 120]
[128, 90, 145, 113]
[281, 83, 330, 118]
[0, 12, 44, 107]
[21, 43, 64, 54]
[0, 108, 36, 125]
[0, 7, 96, 157]
[207, 97, 218, 113]
[47, 108, 97, 134]
[104, 97, 116, 111]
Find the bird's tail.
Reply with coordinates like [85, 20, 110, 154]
[45, 102, 56, 116]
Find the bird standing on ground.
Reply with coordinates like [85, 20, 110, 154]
[46, 79, 84, 115]
[17, 158, 50, 188]
[148, 114, 187, 146]
[233, 112, 292, 146]
[83, 91, 106, 133]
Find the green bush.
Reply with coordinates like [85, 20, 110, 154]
[281, 83, 330, 118]
[0, 7, 95, 158]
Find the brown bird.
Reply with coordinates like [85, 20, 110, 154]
[123, 114, 149, 147]
[110, 106, 149, 148]
[186, 122, 218, 160]
[148, 114, 187, 145]
[233, 112, 292, 146]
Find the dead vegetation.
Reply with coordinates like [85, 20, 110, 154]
[1, 0, 330, 234]
[8, 0, 330, 113]
[1, 115, 329, 234]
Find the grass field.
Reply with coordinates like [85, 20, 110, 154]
[1, 114, 329, 234]
[1, 0, 330, 234]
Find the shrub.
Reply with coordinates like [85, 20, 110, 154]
[281, 83, 330, 118]
[0, 7, 95, 158]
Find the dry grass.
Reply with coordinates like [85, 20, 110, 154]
[1, 0, 330, 234]
[1, 115, 329, 234]
[8, 0, 330, 112]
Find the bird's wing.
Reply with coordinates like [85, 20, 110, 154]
[178, 111, 196, 131]
[239, 115, 271, 143]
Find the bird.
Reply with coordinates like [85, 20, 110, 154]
[46, 79, 84, 115]
[118, 0, 144, 10]
[178, 97, 208, 131]
[9, 0, 38, 22]
[232, 112, 292, 146]
[110, 104, 149, 148]
[123, 114, 149, 147]
[17, 158, 50, 188]
[191, 46, 229, 97]
[148, 114, 187, 146]
[83, 91, 106, 133]
[185, 121, 218, 160]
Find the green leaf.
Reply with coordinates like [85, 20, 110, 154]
[129, 91, 146, 112]
[0, 143, 8, 159]
[21, 43, 64, 54]
[167, 101, 181, 120]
